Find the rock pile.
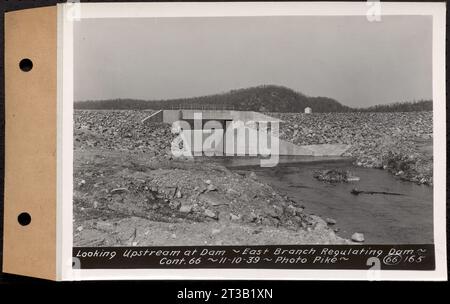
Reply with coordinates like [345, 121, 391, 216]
[313, 169, 353, 183]
[270, 112, 433, 185]
[74, 110, 175, 157]
[73, 110, 353, 245]
[73, 152, 321, 234]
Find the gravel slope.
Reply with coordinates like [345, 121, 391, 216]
[270, 112, 433, 185]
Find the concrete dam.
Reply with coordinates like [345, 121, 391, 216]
[142, 110, 350, 157]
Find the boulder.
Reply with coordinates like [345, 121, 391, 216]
[229, 213, 241, 221]
[325, 218, 337, 225]
[206, 184, 217, 192]
[204, 209, 218, 219]
[351, 232, 365, 242]
[199, 193, 229, 206]
[179, 205, 193, 213]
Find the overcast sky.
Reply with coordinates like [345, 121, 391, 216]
[74, 16, 432, 107]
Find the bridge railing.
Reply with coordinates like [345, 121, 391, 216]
[168, 104, 236, 111]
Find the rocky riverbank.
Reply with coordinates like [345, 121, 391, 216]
[73, 110, 349, 245]
[269, 112, 433, 185]
[72, 110, 432, 246]
[74, 110, 433, 186]
[73, 150, 348, 246]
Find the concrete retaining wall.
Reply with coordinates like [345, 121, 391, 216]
[143, 110, 350, 157]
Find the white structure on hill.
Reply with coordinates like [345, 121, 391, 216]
[304, 107, 312, 114]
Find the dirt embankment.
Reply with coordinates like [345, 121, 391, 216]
[73, 110, 347, 246]
[270, 112, 433, 185]
[73, 151, 347, 246]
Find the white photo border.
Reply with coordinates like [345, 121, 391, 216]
[58, 2, 447, 281]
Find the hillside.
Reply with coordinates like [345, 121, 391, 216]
[356, 100, 432, 112]
[74, 85, 352, 113]
[74, 85, 432, 113]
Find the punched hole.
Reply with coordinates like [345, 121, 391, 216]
[19, 58, 33, 72]
[18, 212, 31, 226]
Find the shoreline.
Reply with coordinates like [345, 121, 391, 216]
[270, 112, 433, 186]
[73, 150, 350, 246]
[73, 110, 433, 246]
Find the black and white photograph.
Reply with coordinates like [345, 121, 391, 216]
[60, 2, 446, 280]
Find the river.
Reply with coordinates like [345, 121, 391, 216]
[219, 157, 433, 244]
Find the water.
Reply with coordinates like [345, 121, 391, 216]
[220, 157, 433, 244]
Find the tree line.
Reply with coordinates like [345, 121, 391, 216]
[74, 85, 432, 113]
